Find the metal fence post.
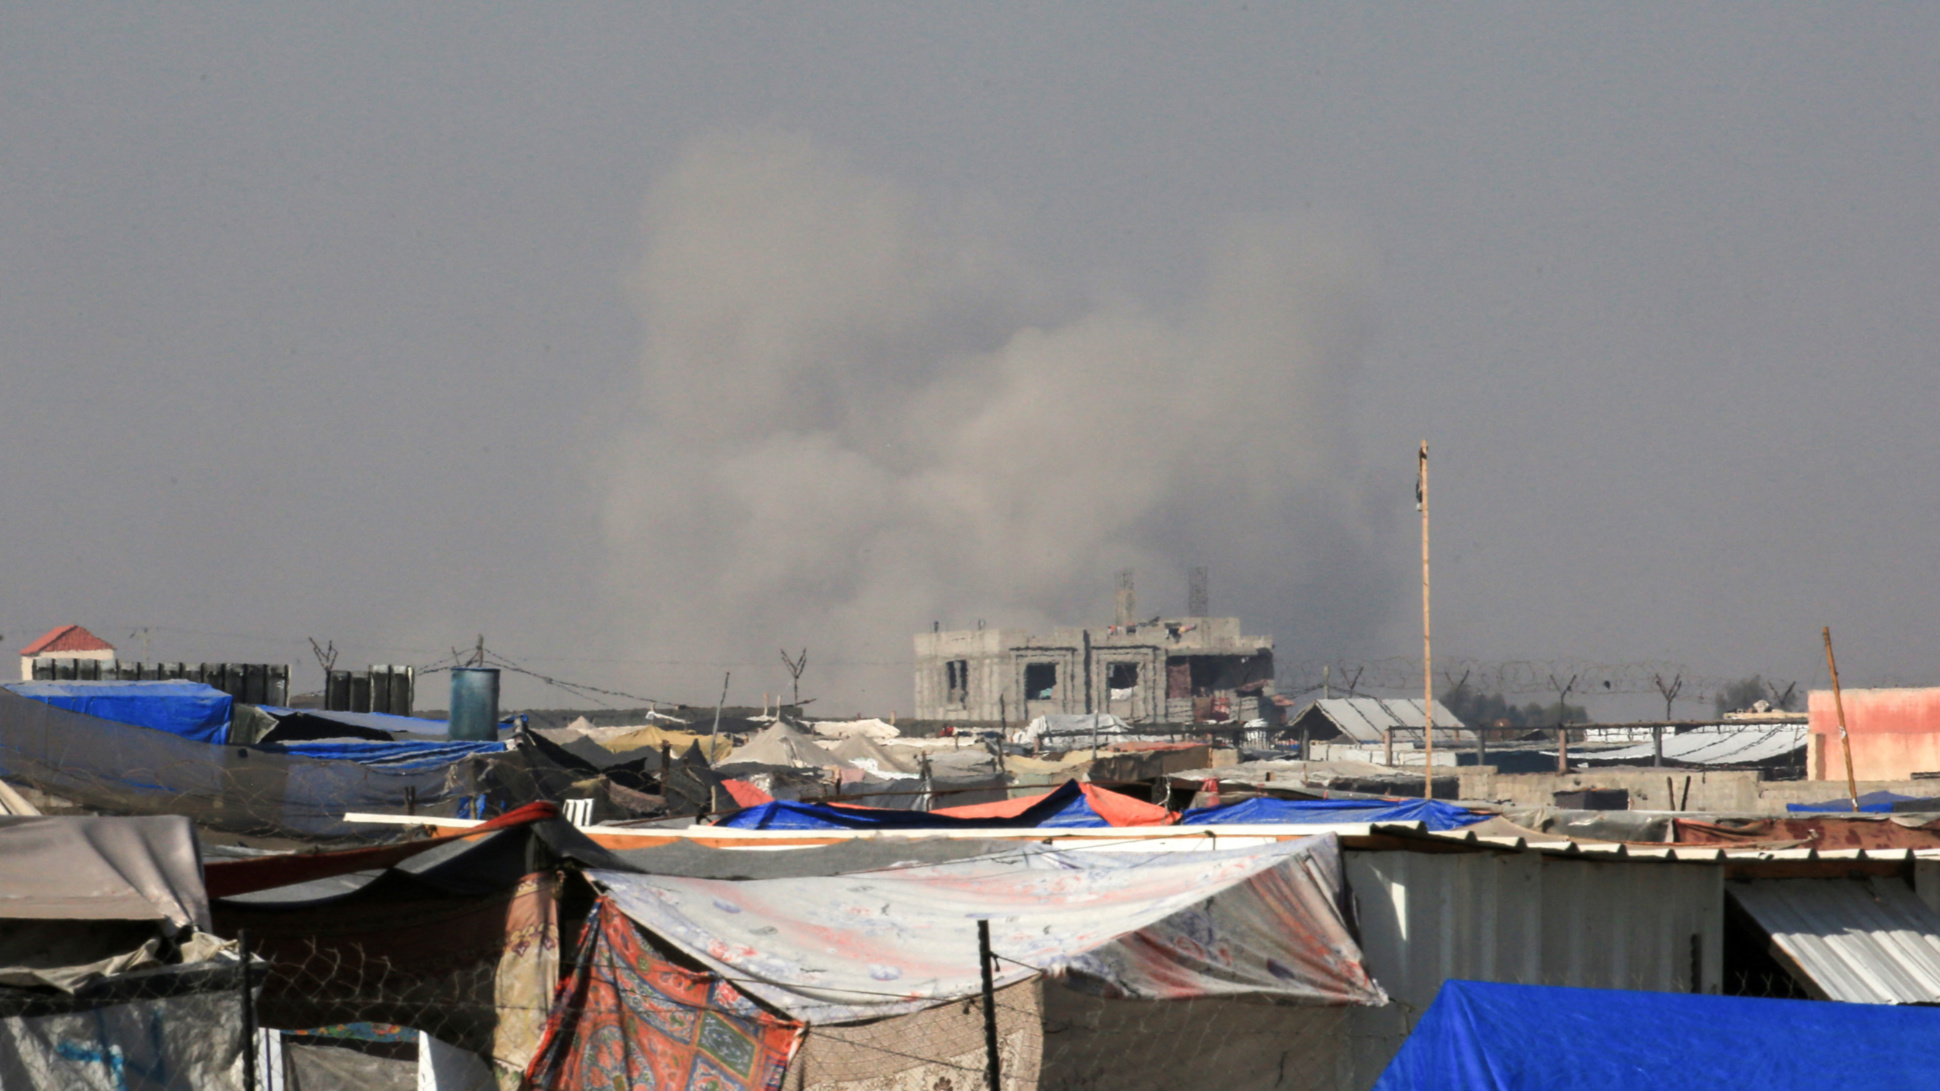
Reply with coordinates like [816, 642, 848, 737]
[239, 927, 257, 1091]
[978, 920, 1001, 1091]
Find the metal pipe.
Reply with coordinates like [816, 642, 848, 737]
[978, 919, 1001, 1091]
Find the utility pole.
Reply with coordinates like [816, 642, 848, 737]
[710, 671, 731, 737]
[1419, 442, 1433, 798]
[1823, 627, 1859, 813]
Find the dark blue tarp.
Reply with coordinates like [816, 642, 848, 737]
[256, 706, 511, 741]
[1179, 795, 1483, 831]
[1788, 789, 1932, 813]
[717, 780, 1110, 829]
[1374, 980, 1940, 1090]
[2, 680, 232, 744]
[255, 739, 507, 771]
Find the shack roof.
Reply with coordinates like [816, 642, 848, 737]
[18, 623, 115, 657]
[1290, 697, 1467, 744]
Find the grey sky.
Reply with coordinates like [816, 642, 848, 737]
[3, 6, 1936, 716]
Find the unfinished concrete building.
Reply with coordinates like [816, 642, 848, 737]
[912, 580, 1277, 727]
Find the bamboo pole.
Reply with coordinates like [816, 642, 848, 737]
[1823, 626, 1859, 813]
[1420, 441, 1433, 799]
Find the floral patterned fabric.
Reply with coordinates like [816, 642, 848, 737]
[525, 899, 801, 1091]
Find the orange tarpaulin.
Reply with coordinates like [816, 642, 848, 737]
[934, 781, 1174, 826]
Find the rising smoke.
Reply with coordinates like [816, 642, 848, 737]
[602, 131, 1395, 711]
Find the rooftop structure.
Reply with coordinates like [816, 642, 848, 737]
[18, 623, 114, 680]
[913, 613, 1275, 727]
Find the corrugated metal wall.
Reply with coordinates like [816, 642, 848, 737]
[1339, 849, 1724, 1089]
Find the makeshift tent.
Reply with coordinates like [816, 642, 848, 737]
[1017, 713, 1129, 744]
[579, 721, 733, 763]
[253, 705, 482, 744]
[0, 687, 516, 838]
[0, 814, 216, 991]
[821, 733, 920, 778]
[728, 722, 844, 768]
[0, 814, 249, 1088]
[4, 679, 233, 744]
[717, 779, 1124, 830]
[934, 781, 1173, 826]
[212, 811, 635, 1079]
[807, 717, 901, 741]
[1372, 980, 1940, 1090]
[256, 737, 507, 770]
[524, 900, 800, 1091]
[0, 959, 251, 1091]
[1788, 789, 1935, 813]
[1180, 795, 1484, 832]
[591, 834, 1385, 1024]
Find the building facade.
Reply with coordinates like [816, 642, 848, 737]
[913, 615, 1276, 727]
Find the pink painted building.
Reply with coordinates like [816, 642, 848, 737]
[1808, 687, 1940, 781]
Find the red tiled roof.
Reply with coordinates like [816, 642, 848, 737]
[18, 624, 116, 657]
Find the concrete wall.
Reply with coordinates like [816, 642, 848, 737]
[1808, 687, 1940, 781]
[1460, 766, 1940, 814]
[21, 650, 112, 680]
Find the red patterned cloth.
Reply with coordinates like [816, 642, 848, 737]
[525, 898, 801, 1091]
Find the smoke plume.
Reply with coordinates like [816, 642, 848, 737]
[602, 131, 1392, 711]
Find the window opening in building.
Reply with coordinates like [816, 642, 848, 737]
[1025, 662, 1057, 701]
[945, 659, 969, 705]
[1106, 662, 1139, 690]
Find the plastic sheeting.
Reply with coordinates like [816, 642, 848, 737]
[592, 834, 1384, 1024]
[716, 779, 1114, 829]
[4, 680, 233, 744]
[0, 687, 478, 839]
[1372, 979, 1940, 1090]
[0, 958, 248, 1091]
[1788, 789, 1935, 813]
[257, 738, 507, 770]
[0, 814, 209, 928]
[935, 781, 1173, 826]
[1179, 796, 1484, 831]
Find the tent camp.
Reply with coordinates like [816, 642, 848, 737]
[0, 815, 247, 1090]
[1373, 980, 1940, 1090]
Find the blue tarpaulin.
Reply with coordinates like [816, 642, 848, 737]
[1374, 980, 1940, 1090]
[255, 739, 507, 771]
[1179, 795, 1483, 831]
[717, 779, 1112, 829]
[1788, 789, 1933, 814]
[2, 680, 233, 744]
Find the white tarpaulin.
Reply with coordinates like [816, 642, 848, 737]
[593, 835, 1384, 1024]
[808, 718, 901, 741]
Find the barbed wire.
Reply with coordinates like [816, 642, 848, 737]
[1278, 658, 1811, 701]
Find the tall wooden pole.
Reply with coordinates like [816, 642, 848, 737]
[1823, 627, 1859, 813]
[1419, 442, 1433, 798]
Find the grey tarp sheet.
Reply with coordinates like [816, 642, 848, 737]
[0, 814, 208, 928]
[0, 958, 247, 1090]
[0, 688, 481, 839]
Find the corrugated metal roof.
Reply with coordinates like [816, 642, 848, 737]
[1301, 698, 1467, 744]
[1728, 878, 1940, 1004]
[1566, 724, 1807, 767]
